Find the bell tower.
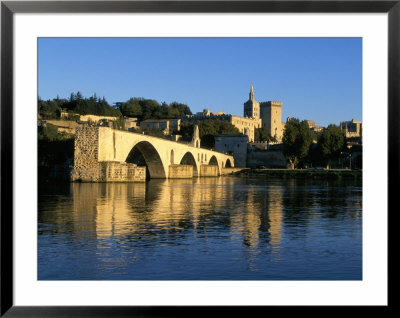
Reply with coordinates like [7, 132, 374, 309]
[244, 84, 260, 119]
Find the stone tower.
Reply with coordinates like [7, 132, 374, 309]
[260, 100, 283, 141]
[191, 125, 201, 148]
[243, 84, 260, 119]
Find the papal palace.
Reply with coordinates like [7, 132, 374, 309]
[180, 84, 285, 143]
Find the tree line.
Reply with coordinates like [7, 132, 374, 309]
[117, 98, 192, 122]
[38, 92, 121, 119]
[281, 118, 361, 169]
[38, 92, 192, 121]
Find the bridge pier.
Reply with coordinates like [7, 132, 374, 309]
[200, 165, 219, 177]
[168, 164, 193, 179]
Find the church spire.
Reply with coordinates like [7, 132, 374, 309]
[249, 84, 254, 100]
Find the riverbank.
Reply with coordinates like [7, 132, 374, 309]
[229, 168, 362, 180]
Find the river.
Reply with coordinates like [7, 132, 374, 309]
[38, 176, 362, 280]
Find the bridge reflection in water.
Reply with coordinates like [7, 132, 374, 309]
[38, 177, 362, 280]
[39, 178, 284, 274]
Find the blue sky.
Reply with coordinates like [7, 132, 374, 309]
[38, 37, 362, 127]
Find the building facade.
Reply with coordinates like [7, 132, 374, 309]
[244, 84, 260, 119]
[214, 134, 249, 168]
[179, 84, 284, 143]
[259, 101, 284, 141]
[244, 84, 285, 142]
[180, 110, 261, 142]
[340, 119, 362, 139]
[140, 118, 181, 135]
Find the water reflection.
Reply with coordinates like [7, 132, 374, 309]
[38, 177, 362, 280]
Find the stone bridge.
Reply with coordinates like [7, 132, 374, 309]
[72, 126, 234, 182]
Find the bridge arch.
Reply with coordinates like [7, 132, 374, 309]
[225, 158, 232, 168]
[125, 141, 166, 179]
[208, 155, 221, 175]
[180, 152, 199, 177]
[209, 155, 218, 166]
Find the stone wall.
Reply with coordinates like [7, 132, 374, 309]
[260, 101, 284, 142]
[80, 114, 118, 122]
[72, 126, 101, 181]
[246, 150, 286, 168]
[230, 115, 261, 143]
[221, 167, 249, 175]
[168, 164, 193, 178]
[214, 135, 248, 168]
[46, 120, 79, 134]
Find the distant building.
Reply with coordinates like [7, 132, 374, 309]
[181, 86, 267, 143]
[214, 134, 249, 167]
[244, 84, 286, 142]
[244, 84, 285, 142]
[305, 120, 324, 135]
[244, 84, 260, 119]
[140, 118, 181, 135]
[181, 110, 260, 142]
[124, 117, 138, 131]
[180, 84, 285, 143]
[79, 114, 119, 123]
[59, 111, 118, 123]
[340, 119, 362, 139]
[340, 119, 362, 146]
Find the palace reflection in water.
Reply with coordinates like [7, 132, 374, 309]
[38, 177, 362, 280]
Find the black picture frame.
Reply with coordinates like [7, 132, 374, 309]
[1, 1, 395, 316]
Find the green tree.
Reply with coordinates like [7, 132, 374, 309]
[317, 124, 346, 168]
[282, 118, 314, 169]
[118, 98, 193, 122]
[169, 102, 192, 116]
[120, 98, 143, 118]
[254, 127, 267, 142]
[38, 123, 74, 178]
[141, 99, 161, 121]
[177, 122, 195, 141]
[38, 101, 59, 119]
[200, 134, 215, 149]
